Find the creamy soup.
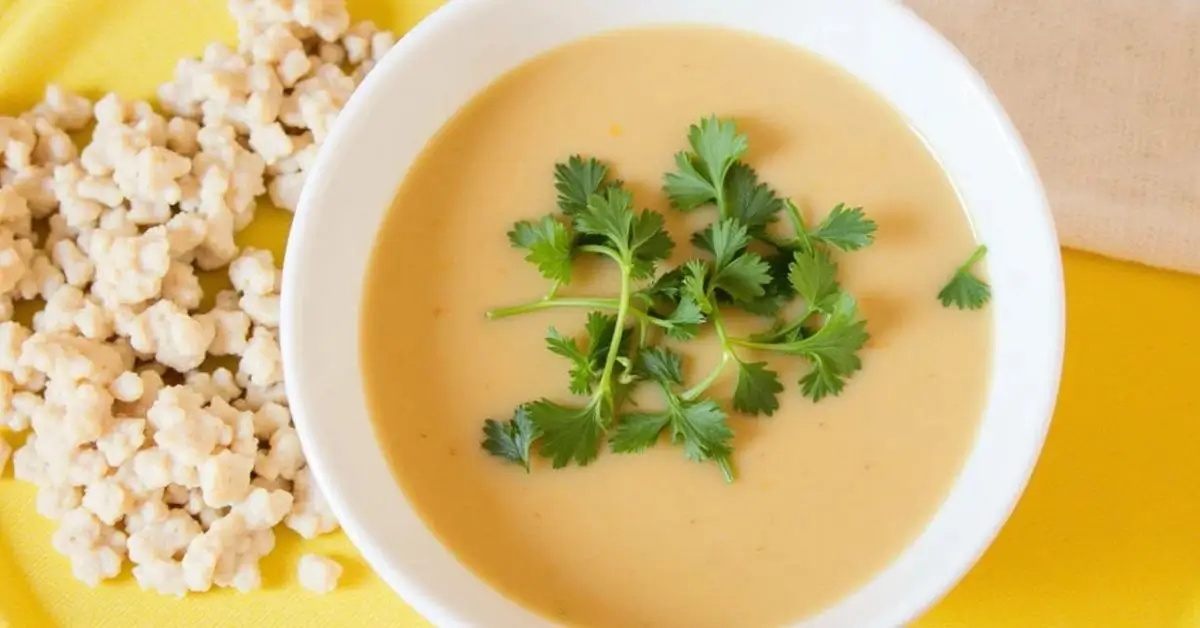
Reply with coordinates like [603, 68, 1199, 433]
[362, 27, 991, 628]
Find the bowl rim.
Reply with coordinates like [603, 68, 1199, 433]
[281, 0, 1065, 626]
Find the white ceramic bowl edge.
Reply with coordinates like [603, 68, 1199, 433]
[281, 1, 1065, 626]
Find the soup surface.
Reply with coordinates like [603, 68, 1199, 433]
[362, 27, 991, 628]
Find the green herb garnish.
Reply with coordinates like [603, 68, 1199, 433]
[481, 407, 540, 472]
[482, 116, 884, 481]
[610, 347, 735, 482]
[938, 244, 990, 310]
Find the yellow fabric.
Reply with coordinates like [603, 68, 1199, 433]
[2, 1, 1199, 627]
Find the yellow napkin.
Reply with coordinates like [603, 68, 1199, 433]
[907, 0, 1200, 274]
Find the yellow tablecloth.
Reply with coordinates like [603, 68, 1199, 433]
[2, 1, 1199, 626]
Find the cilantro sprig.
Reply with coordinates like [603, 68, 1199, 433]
[610, 347, 735, 482]
[938, 244, 991, 310]
[481, 407, 539, 472]
[494, 181, 673, 468]
[481, 115, 964, 482]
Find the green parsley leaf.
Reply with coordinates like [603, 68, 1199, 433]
[725, 162, 782, 232]
[732, 361, 783, 416]
[690, 116, 749, 192]
[792, 293, 869, 400]
[575, 187, 634, 249]
[507, 215, 573, 284]
[663, 152, 717, 211]
[612, 347, 736, 481]
[735, 249, 798, 317]
[546, 327, 594, 395]
[735, 292, 868, 401]
[811, 203, 877, 251]
[635, 346, 684, 386]
[682, 260, 714, 314]
[481, 406, 540, 471]
[687, 220, 774, 305]
[574, 187, 673, 279]
[938, 245, 991, 310]
[609, 412, 670, 454]
[629, 209, 675, 279]
[671, 399, 733, 469]
[788, 247, 841, 314]
[660, 296, 706, 341]
[554, 155, 609, 216]
[583, 312, 624, 375]
[712, 252, 773, 303]
[529, 398, 609, 468]
[639, 268, 683, 303]
[663, 116, 749, 213]
[703, 219, 753, 269]
[688, 220, 773, 304]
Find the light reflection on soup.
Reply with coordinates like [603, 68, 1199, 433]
[362, 26, 991, 628]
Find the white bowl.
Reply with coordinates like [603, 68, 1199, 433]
[281, 0, 1065, 625]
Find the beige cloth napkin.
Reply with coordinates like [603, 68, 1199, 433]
[905, 0, 1200, 273]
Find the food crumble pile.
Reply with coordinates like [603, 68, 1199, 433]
[0, 0, 390, 597]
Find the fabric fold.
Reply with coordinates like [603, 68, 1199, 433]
[907, 0, 1200, 274]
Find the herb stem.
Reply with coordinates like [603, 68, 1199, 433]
[728, 338, 793, 352]
[960, 244, 988, 272]
[487, 297, 671, 335]
[783, 199, 813, 251]
[766, 305, 817, 342]
[716, 456, 735, 484]
[486, 297, 621, 320]
[715, 183, 729, 220]
[596, 265, 634, 405]
[680, 309, 734, 401]
[579, 244, 625, 265]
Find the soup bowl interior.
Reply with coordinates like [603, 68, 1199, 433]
[280, 0, 1064, 626]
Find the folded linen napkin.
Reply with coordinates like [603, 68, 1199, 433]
[906, 0, 1200, 273]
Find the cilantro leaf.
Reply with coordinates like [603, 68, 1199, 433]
[575, 187, 634, 250]
[938, 245, 990, 310]
[712, 252, 772, 303]
[629, 209, 675, 279]
[663, 116, 749, 214]
[689, 220, 773, 304]
[661, 296, 706, 341]
[736, 249, 797, 316]
[736, 292, 868, 401]
[613, 347, 736, 481]
[481, 406, 540, 471]
[639, 268, 683, 303]
[507, 216, 573, 283]
[635, 346, 684, 386]
[690, 116, 749, 191]
[529, 398, 608, 468]
[554, 155, 609, 216]
[732, 361, 783, 416]
[663, 152, 717, 211]
[574, 187, 673, 279]
[546, 327, 594, 395]
[609, 412, 670, 454]
[725, 162, 782, 232]
[670, 399, 733, 468]
[682, 260, 714, 314]
[583, 312, 624, 376]
[703, 219, 752, 269]
[811, 204, 877, 251]
[792, 293, 869, 400]
[788, 247, 841, 314]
